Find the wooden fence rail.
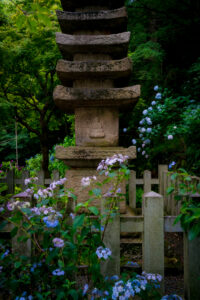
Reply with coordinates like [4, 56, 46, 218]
[1, 165, 200, 216]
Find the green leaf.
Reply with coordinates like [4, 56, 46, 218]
[68, 289, 79, 300]
[58, 259, 64, 268]
[92, 188, 101, 196]
[88, 206, 99, 216]
[171, 173, 178, 180]
[10, 226, 18, 238]
[0, 220, 8, 231]
[73, 214, 85, 230]
[167, 186, 175, 194]
[14, 261, 21, 268]
[188, 224, 200, 240]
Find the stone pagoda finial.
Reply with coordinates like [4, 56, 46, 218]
[54, 0, 140, 213]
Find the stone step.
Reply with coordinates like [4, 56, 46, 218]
[56, 7, 127, 34]
[56, 32, 130, 60]
[61, 0, 125, 11]
[56, 58, 132, 85]
[53, 85, 140, 113]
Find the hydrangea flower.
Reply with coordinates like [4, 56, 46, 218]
[131, 139, 137, 145]
[24, 177, 38, 185]
[97, 154, 128, 172]
[139, 119, 144, 125]
[154, 85, 159, 91]
[151, 100, 156, 105]
[123, 128, 127, 132]
[43, 216, 59, 228]
[168, 135, 173, 140]
[83, 284, 89, 296]
[81, 176, 96, 187]
[146, 128, 152, 133]
[144, 139, 150, 144]
[0, 207, 4, 212]
[148, 107, 153, 111]
[53, 238, 65, 248]
[155, 92, 162, 99]
[70, 212, 75, 220]
[161, 295, 182, 300]
[52, 268, 65, 276]
[96, 246, 111, 259]
[137, 148, 141, 152]
[1, 249, 9, 259]
[140, 128, 146, 133]
[169, 161, 176, 169]
[142, 151, 146, 155]
[143, 109, 148, 115]
[146, 117, 152, 125]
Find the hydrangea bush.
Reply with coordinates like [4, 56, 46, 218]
[0, 155, 182, 299]
[125, 85, 200, 173]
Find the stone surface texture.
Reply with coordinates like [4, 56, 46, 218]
[53, 85, 140, 112]
[56, 57, 132, 84]
[65, 169, 126, 213]
[56, 32, 130, 59]
[56, 7, 127, 33]
[54, 0, 140, 215]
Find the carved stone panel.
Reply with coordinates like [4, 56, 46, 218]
[65, 168, 126, 213]
[75, 107, 118, 146]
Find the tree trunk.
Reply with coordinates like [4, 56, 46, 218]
[41, 142, 50, 178]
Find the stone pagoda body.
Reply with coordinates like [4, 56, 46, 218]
[54, 0, 140, 213]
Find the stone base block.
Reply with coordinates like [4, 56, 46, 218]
[65, 168, 126, 214]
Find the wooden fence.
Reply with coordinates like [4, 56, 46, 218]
[1, 166, 200, 299]
[0, 164, 192, 215]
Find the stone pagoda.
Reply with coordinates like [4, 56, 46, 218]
[54, 0, 140, 213]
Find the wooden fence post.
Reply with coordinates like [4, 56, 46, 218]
[52, 170, 59, 181]
[101, 199, 120, 277]
[143, 170, 151, 194]
[143, 191, 164, 291]
[158, 165, 168, 195]
[129, 170, 136, 209]
[36, 170, 45, 186]
[184, 193, 200, 300]
[21, 170, 30, 191]
[6, 169, 14, 194]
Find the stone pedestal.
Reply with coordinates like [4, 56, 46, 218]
[54, 0, 140, 213]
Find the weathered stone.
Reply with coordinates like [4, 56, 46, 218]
[53, 85, 140, 113]
[56, 7, 127, 34]
[65, 168, 126, 213]
[55, 145, 136, 167]
[56, 32, 130, 60]
[61, 0, 125, 11]
[56, 57, 132, 85]
[75, 107, 118, 146]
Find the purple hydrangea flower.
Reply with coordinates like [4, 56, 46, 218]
[155, 92, 162, 99]
[52, 268, 65, 276]
[53, 238, 65, 248]
[43, 216, 59, 228]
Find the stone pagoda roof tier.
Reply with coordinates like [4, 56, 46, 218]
[60, 0, 125, 11]
[53, 85, 140, 113]
[56, 58, 132, 85]
[56, 7, 127, 34]
[56, 32, 130, 60]
[55, 145, 136, 167]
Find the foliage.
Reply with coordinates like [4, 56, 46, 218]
[0, 0, 72, 174]
[167, 168, 200, 240]
[126, 86, 200, 174]
[26, 132, 75, 177]
[0, 156, 165, 299]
